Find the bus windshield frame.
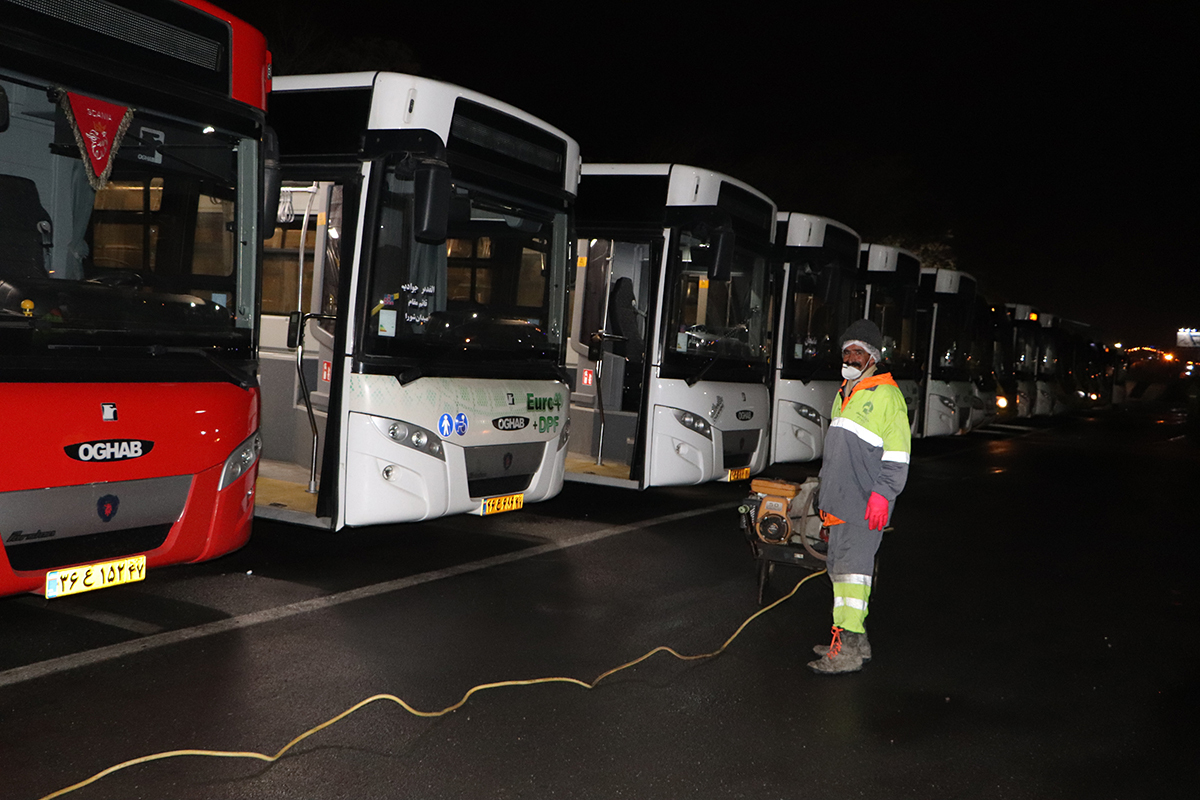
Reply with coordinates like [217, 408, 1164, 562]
[657, 224, 772, 385]
[1, 70, 258, 375]
[354, 161, 570, 381]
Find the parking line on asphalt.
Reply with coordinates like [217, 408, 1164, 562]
[13, 597, 165, 635]
[0, 501, 738, 689]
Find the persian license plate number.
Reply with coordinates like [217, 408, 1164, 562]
[482, 493, 524, 515]
[45, 555, 146, 599]
[728, 467, 751, 481]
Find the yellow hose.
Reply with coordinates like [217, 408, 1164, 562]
[37, 569, 826, 800]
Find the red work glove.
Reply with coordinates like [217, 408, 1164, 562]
[865, 492, 889, 531]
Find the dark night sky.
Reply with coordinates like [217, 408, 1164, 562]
[218, 1, 1197, 349]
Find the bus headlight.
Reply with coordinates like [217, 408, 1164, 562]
[218, 430, 262, 490]
[557, 414, 572, 450]
[672, 408, 713, 439]
[372, 415, 445, 461]
[792, 403, 823, 425]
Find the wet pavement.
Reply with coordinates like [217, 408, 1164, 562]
[1, 405, 1195, 799]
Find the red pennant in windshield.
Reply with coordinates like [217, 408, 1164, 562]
[61, 91, 134, 190]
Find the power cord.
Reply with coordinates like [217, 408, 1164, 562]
[37, 569, 827, 800]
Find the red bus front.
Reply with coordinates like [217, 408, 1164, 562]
[1, 383, 260, 595]
[1, 0, 270, 595]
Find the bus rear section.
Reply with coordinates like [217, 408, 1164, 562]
[566, 164, 774, 489]
[771, 212, 862, 464]
[258, 72, 578, 529]
[0, 0, 269, 596]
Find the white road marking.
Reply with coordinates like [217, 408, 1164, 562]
[13, 597, 164, 635]
[0, 501, 737, 689]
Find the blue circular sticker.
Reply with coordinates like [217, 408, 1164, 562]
[438, 413, 454, 438]
[455, 412, 469, 436]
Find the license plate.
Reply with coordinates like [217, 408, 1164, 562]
[45, 555, 146, 599]
[728, 467, 751, 481]
[482, 493, 524, 515]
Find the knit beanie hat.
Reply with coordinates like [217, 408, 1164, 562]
[839, 319, 883, 362]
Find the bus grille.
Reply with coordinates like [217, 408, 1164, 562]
[5, 524, 172, 572]
[722, 429, 761, 469]
[464, 442, 545, 498]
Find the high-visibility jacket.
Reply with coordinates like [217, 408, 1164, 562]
[818, 369, 911, 526]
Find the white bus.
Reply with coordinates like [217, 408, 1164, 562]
[859, 243, 923, 434]
[919, 266, 981, 436]
[257, 72, 578, 528]
[565, 164, 774, 489]
[771, 213, 862, 463]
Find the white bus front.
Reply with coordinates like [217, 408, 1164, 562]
[258, 73, 577, 528]
[566, 165, 773, 489]
[771, 213, 862, 463]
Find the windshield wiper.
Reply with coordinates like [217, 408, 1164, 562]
[43, 342, 254, 388]
[686, 357, 718, 387]
[179, 347, 255, 389]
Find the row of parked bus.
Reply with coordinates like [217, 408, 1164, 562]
[0, 2, 1112, 598]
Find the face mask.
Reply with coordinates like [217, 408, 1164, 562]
[841, 363, 866, 381]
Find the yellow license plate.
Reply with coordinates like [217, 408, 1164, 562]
[45, 555, 146, 599]
[482, 493, 524, 515]
[728, 467, 751, 481]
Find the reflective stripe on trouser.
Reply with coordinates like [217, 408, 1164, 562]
[832, 576, 871, 633]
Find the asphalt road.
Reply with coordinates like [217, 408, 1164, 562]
[2, 404, 1194, 800]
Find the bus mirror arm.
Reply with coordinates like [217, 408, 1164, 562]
[708, 227, 735, 282]
[261, 126, 281, 240]
[414, 161, 451, 244]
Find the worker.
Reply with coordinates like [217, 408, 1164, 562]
[809, 318, 911, 675]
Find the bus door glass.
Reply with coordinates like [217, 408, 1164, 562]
[567, 236, 655, 477]
[258, 179, 347, 468]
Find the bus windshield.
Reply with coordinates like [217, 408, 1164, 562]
[931, 297, 971, 382]
[0, 75, 254, 359]
[361, 167, 568, 370]
[781, 248, 860, 381]
[867, 280, 920, 379]
[661, 227, 770, 378]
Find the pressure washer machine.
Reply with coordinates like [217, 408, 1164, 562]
[739, 477, 828, 604]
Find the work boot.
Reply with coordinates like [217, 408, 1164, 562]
[807, 627, 867, 674]
[812, 630, 871, 662]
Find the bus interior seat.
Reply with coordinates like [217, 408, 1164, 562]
[608, 275, 645, 411]
[607, 276, 643, 361]
[0, 174, 53, 280]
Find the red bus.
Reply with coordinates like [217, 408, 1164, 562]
[0, 1, 271, 597]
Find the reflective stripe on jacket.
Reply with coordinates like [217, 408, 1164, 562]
[817, 370, 911, 526]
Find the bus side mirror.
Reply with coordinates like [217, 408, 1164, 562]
[261, 126, 281, 240]
[414, 161, 451, 244]
[0, 85, 9, 132]
[708, 227, 735, 281]
[816, 265, 841, 305]
[287, 311, 303, 349]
